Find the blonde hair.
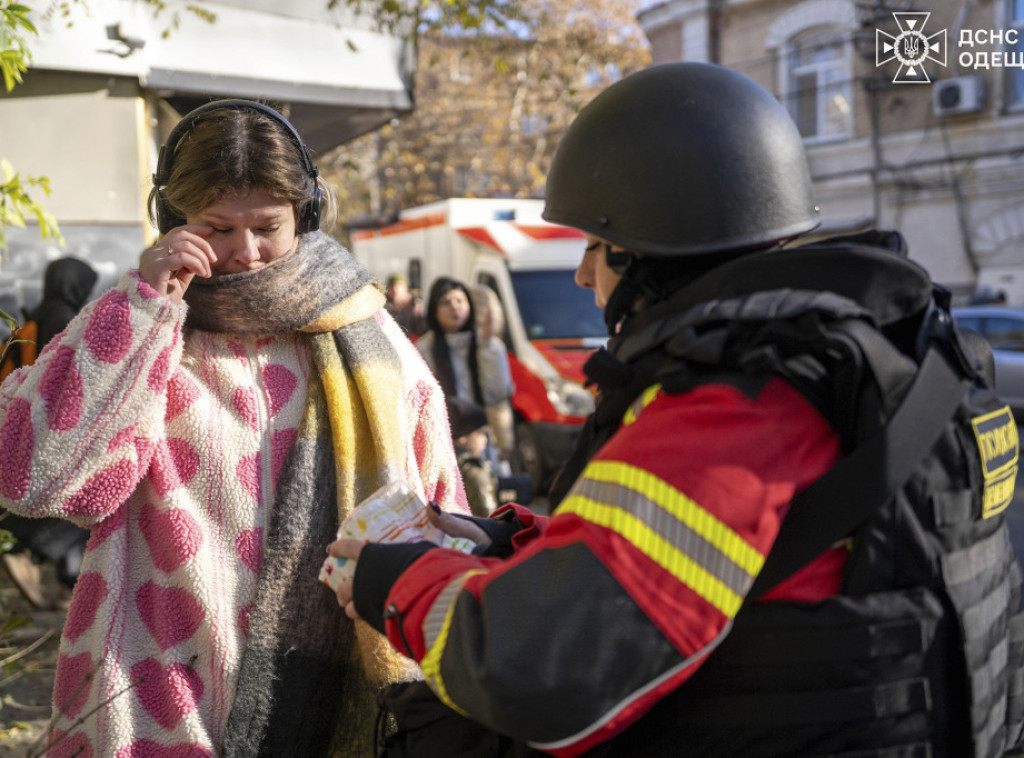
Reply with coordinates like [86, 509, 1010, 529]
[148, 105, 336, 233]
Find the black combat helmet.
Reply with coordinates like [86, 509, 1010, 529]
[542, 62, 820, 257]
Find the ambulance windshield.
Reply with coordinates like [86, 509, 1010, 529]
[511, 269, 606, 340]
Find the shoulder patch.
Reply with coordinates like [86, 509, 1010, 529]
[971, 406, 1019, 518]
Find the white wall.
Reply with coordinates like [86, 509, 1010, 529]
[1, 83, 147, 224]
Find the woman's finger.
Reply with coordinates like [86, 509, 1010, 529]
[334, 578, 361, 619]
[328, 538, 366, 561]
[426, 503, 491, 547]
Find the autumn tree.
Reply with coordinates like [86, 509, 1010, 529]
[323, 0, 651, 228]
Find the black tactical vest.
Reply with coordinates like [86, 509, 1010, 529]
[559, 233, 1024, 758]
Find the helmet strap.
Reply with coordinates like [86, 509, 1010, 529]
[603, 248, 646, 334]
[605, 246, 631, 275]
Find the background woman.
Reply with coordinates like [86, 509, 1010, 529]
[0, 100, 466, 757]
[417, 278, 515, 469]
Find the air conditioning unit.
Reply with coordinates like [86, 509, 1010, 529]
[933, 75, 986, 117]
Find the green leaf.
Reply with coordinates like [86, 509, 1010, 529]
[0, 614, 31, 636]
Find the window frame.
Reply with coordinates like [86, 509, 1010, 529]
[782, 24, 854, 144]
[1004, 0, 1024, 111]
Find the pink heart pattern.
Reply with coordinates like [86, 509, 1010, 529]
[0, 397, 33, 500]
[44, 727, 93, 758]
[88, 506, 127, 549]
[63, 572, 108, 642]
[165, 371, 201, 422]
[64, 459, 138, 517]
[136, 582, 204, 651]
[116, 740, 211, 758]
[235, 528, 263, 574]
[53, 651, 93, 719]
[39, 344, 84, 432]
[147, 346, 174, 393]
[236, 453, 260, 502]
[271, 428, 297, 485]
[130, 658, 204, 730]
[232, 387, 259, 431]
[108, 423, 140, 453]
[149, 438, 200, 497]
[140, 504, 202, 573]
[85, 289, 132, 364]
[261, 364, 297, 417]
[235, 428, 297, 505]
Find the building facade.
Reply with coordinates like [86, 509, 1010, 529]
[639, 0, 1024, 304]
[0, 0, 414, 322]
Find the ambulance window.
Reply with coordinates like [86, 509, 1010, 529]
[510, 270, 606, 340]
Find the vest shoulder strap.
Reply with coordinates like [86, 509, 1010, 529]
[746, 338, 968, 601]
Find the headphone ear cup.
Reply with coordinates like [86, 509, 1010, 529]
[155, 191, 183, 236]
[298, 186, 323, 234]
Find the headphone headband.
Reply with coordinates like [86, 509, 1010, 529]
[152, 99, 322, 234]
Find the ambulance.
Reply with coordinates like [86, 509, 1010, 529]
[349, 198, 606, 491]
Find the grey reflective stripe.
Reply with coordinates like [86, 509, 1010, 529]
[573, 474, 755, 599]
[422, 575, 466, 652]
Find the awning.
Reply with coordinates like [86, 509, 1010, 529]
[26, 0, 415, 151]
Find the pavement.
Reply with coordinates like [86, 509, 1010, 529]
[0, 561, 65, 758]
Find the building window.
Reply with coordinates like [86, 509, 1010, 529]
[1006, 0, 1024, 108]
[785, 26, 852, 141]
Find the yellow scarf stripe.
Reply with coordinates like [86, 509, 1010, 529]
[350, 359, 406, 477]
[623, 383, 663, 426]
[310, 333, 378, 518]
[300, 284, 385, 333]
[419, 570, 485, 716]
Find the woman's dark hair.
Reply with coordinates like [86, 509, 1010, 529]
[426, 277, 483, 404]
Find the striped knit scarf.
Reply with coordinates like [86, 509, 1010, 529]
[183, 232, 421, 757]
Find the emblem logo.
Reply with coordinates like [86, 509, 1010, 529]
[876, 11, 948, 83]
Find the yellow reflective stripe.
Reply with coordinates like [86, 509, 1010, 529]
[590, 460, 764, 575]
[623, 384, 662, 426]
[419, 569, 484, 716]
[561, 460, 765, 618]
[562, 494, 745, 617]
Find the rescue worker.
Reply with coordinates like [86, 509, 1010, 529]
[329, 62, 1024, 757]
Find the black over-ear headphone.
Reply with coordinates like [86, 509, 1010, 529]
[152, 99, 323, 235]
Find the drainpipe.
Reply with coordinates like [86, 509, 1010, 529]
[708, 0, 722, 63]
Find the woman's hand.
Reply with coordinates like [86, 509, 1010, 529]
[139, 225, 217, 303]
[425, 502, 491, 547]
[327, 539, 365, 619]
[327, 504, 491, 617]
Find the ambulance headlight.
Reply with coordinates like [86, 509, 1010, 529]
[546, 377, 594, 418]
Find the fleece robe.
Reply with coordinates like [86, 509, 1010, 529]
[0, 266, 464, 757]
